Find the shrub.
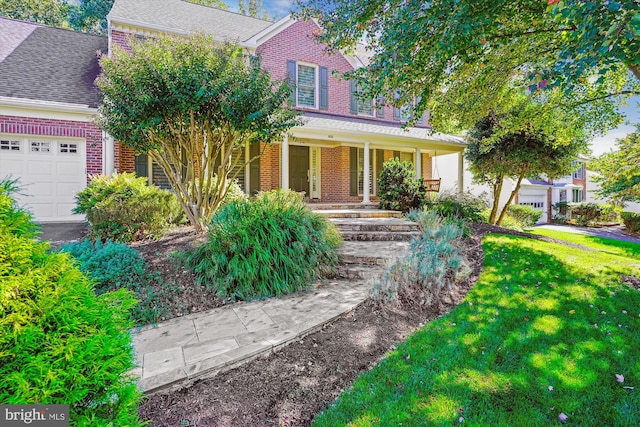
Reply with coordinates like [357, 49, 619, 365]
[371, 211, 470, 307]
[74, 172, 180, 243]
[621, 212, 640, 233]
[0, 178, 39, 238]
[506, 204, 542, 228]
[185, 189, 342, 300]
[569, 202, 604, 226]
[424, 191, 487, 223]
[377, 157, 427, 212]
[0, 186, 140, 426]
[60, 239, 148, 295]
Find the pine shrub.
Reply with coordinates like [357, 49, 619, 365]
[60, 239, 148, 295]
[185, 189, 342, 300]
[0, 184, 141, 426]
[74, 172, 180, 243]
[371, 211, 470, 306]
[377, 157, 427, 212]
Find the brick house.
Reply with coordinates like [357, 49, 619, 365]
[107, 0, 466, 204]
[0, 18, 109, 221]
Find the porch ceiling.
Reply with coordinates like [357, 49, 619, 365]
[290, 115, 466, 155]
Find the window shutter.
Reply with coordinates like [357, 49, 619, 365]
[376, 95, 384, 118]
[350, 80, 358, 114]
[287, 60, 297, 105]
[319, 66, 328, 110]
[393, 91, 401, 120]
[350, 147, 358, 196]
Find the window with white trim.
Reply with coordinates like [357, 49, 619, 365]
[59, 143, 78, 154]
[0, 140, 21, 151]
[572, 188, 584, 203]
[572, 161, 585, 179]
[30, 141, 51, 153]
[297, 64, 317, 108]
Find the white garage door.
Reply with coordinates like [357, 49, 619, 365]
[0, 137, 86, 222]
[518, 194, 547, 224]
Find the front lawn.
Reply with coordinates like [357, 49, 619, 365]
[313, 232, 640, 426]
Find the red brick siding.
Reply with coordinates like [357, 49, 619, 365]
[111, 30, 133, 51]
[118, 142, 135, 173]
[256, 20, 429, 127]
[422, 154, 432, 180]
[259, 142, 280, 191]
[0, 115, 103, 181]
[320, 146, 360, 202]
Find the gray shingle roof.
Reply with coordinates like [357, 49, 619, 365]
[0, 18, 37, 62]
[108, 0, 273, 42]
[0, 18, 107, 108]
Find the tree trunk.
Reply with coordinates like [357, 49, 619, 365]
[489, 174, 504, 224]
[496, 172, 526, 226]
[628, 63, 640, 82]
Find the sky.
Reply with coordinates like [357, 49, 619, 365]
[222, 0, 294, 18]
[590, 95, 639, 157]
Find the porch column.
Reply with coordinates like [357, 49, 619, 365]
[102, 131, 115, 176]
[415, 148, 422, 179]
[362, 141, 371, 203]
[458, 150, 464, 196]
[281, 135, 289, 190]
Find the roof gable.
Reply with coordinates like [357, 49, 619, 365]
[0, 20, 107, 108]
[0, 18, 38, 62]
[108, 0, 273, 42]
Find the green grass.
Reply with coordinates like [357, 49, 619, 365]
[313, 232, 640, 426]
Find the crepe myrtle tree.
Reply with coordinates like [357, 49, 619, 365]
[97, 34, 300, 232]
[296, 0, 638, 131]
[467, 107, 587, 226]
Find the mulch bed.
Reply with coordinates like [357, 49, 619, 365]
[137, 229, 486, 426]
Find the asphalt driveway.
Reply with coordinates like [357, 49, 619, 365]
[39, 222, 88, 247]
[534, 224, 640, 245]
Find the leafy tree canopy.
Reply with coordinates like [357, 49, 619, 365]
[67, 0, 114, 35]
[591, 128, 640, 203]
[0, 0, 68, 27]
[466, 101, 588, 225]
[297, 0, 639, 131]
[97, 35, 300, 231]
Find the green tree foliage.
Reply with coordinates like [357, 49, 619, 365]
[67, 0, 113, 35]
[377, 157, 427, 212]
[466, 110, 586, 225]
[238, 0, 271, 20]
[297, 0, 638, 131]
[591, 129, 640, 203]
[97, 35, 299, 232]
[187, 0, 228, 9]
[0, 0, 68, 27]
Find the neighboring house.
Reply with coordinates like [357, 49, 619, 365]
[0, 18, 109, 221]
[106, 0, 466, 203]
[545, 159, 587, 220]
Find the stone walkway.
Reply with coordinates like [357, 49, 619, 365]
[131, 278, 372, 393]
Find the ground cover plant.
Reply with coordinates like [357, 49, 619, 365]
[185, 190, 342, 300]
[313, 231, 640, 426]
[0, 183, 141, 426]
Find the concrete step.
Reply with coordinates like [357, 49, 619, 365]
[339, 241, 410, 266]
[334, 264, 386, 280]
[315, 209, 403, 219]
[329, 217, 420, 232]
[341, 231, 421, 241]
[308, 202, 379, 210]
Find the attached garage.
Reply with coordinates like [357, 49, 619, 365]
[0, 137, 87, 221]
[518, 180, 552, 224]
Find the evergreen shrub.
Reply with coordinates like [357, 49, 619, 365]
[0, 183, 140, 426]
[185, 189, 342, 300]
[377, 158, 427, 212]
[74, 172, 180, 243]
[621, 212, 640, 233]
[506, 204, 542, 228]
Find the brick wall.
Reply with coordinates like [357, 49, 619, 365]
[422, 154, 433, 180]
[320, 146, 360, 202]
[0, 114, 103, 181]
[259, 142, 280, 191]
[111, 30, 133, 51]
[256, 20, 430, 127]
[118, 142, 135, 173]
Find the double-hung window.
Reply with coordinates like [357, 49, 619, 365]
[350, 82, 374, 116]
[287, 61, 329, 110]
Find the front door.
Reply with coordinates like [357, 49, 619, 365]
[289, 145, 310, 196]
